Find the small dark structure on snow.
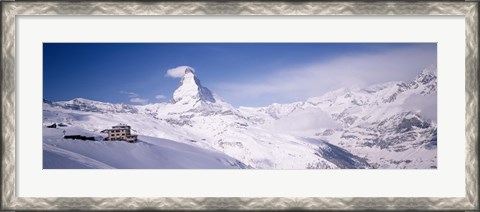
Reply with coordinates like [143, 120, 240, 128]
[64, 135, 95, 141]
[46, 123, 57, 128]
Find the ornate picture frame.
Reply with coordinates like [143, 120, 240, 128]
[1, 1, 478, 210]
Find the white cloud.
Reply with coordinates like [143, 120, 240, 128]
[213, 45, 437, 107]
[120, 91, 149, 105]
[130, 97, 149, 105]
[403, 93, 437, 122]
[155, 95, 166, 100]
[165, 66, 195, 78]
[273, 108, 340, 131]
[120, 91, 139, 98]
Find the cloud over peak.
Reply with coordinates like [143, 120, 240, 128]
[165, 66, 195, 78]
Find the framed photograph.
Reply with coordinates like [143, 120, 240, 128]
[1, 1, 478, 210]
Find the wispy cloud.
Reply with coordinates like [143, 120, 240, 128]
[120, 91, 149, 105]
[120, 91, 139, 98]
[403, 94, 437, 122]
[273, 108, 340, 131]
[130, 97, 149, 105]
[213, 45, 436, 107]
[155, 94, 166, 100]
[165, 66, 195, 78]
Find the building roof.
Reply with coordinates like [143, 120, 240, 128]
[112, 124, 130, 129]
[101, 129, 122, 132]
[113, 123, 128, 126]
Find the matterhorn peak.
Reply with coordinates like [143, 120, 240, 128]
[184, 67, 195, 75]
[172, 66, 216, 105]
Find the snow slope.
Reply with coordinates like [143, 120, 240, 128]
[43, 127, 248, 169]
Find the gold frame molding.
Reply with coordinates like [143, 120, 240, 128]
[1, 1, 478, 210]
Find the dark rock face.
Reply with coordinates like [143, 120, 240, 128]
[303, 138, 370, 168]
[425, 129, 437, 150]
[316, 141, 369, 169]
[322, 129, 335, 136]
[396, 116, 430, 133]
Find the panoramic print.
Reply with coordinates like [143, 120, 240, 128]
[43, 43, 437, 169]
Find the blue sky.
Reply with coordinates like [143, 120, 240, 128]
[43, 43, 436, 107]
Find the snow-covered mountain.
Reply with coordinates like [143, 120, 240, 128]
[43, 65, 437, 169]
[173, 67, 216, 105]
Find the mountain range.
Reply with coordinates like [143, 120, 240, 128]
[43, 65, 437, 169]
